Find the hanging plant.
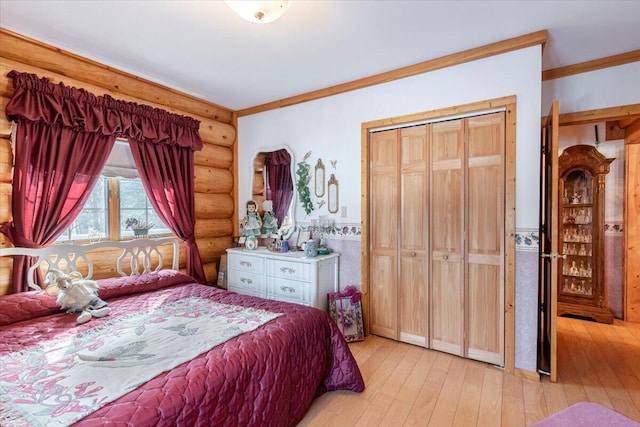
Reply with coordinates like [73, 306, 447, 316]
[296, 151, 314, 215]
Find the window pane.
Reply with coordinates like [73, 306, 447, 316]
[57, 177, 108, 242]
[119, 178, 170, 237]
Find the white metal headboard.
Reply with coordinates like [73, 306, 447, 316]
[0, 237, 180, 290]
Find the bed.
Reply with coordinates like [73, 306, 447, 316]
[0, 238, 365, 427]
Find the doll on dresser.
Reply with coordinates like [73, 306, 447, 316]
[261, 200, 279, 236]
[241, 200, 262, 236]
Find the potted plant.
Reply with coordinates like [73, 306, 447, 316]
[125, 217, 154, 238]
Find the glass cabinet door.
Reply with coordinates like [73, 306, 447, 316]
[559, 170, 594, 299]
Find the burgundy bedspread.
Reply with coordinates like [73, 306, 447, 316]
[0, 271, 365, 426]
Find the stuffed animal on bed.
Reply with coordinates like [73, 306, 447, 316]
[45, 269, 110, 324]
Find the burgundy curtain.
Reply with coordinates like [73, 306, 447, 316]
[128, 140, 206, 284]
[1, 71, 205, 291]
[0, 120, 114, 292]
[266, 149, 293, 226]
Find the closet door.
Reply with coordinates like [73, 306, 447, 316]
[399, 125, 429, 346]
[430, 119, 465, 356]
[369, 129, 399, 339]
[466, 113, 505, 365]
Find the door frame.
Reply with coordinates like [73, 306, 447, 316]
[361, 96, 517, 374]
[539, 102, 640, 382]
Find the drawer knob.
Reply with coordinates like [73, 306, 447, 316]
[241, 278, 253, 284]
[280, 285, 296, 293]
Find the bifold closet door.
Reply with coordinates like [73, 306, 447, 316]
[398, 125, 429, 346]
[369, 129, 399, 339]
[369, 126, 429, 345]
[429, 112, 505, 365]
[429, 119, 465, 356]
[466, 113, 505, 365]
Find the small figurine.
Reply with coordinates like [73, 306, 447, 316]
[569, 261, 579, 276]
[241, 200, 262, 237]
[45, 269, 110, 324]
[261, 200, 279, 236]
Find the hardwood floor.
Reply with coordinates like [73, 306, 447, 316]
[298, 317, 640, 426]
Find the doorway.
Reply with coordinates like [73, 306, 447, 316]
[538, 103, 640, 382]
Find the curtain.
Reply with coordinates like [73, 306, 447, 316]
[1, 71, 205, 291]
[128, 140, 206, 284]
[266, 149, 293, 226]
[0, 120, 114, 292]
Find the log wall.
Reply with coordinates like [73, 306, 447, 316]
[0, 29, 236, 294]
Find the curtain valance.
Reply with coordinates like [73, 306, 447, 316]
[6, 71, 203, 151]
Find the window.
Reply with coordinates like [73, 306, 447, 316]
[57, 176, 108, 242]
[119, 178, 170, 238]
[58, 140, 170, 242]
[58, 177, 170, 242]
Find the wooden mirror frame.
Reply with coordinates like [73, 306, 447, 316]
[327, 173, 339, 214]
[314, 159, 325, 198]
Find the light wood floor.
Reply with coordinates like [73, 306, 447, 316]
[298, 317, 640, 426]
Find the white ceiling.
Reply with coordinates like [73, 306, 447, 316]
[1, 1, 639, 112]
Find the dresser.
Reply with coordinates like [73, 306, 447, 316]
[225, 247, 340, 310]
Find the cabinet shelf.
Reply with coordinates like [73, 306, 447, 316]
[563, 203, 593, 208]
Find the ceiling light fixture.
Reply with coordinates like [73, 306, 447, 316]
[225, 1, 291, 24]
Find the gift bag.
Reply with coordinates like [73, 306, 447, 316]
[328, 285, 364, 342]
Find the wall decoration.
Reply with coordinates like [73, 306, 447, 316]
[296, 151, 314, 215]
[330, 160, 337, 169]
[314, 158, 325, 198]
[328, 174, 339, 214]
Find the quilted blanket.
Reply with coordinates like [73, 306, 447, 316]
[0, 271, 365, 426]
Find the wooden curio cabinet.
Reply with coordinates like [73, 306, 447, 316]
[557, 145, 614, 324]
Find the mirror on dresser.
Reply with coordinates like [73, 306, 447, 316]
[251, 144, 296, 239]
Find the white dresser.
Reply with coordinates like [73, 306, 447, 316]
[226, 247, 340, 310]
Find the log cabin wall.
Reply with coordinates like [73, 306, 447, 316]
[0, 29, 237, 294]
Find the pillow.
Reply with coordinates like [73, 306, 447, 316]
[0, 270, 196, 326]
[0, 290, 61, 326]
[96, 270, 196, 300]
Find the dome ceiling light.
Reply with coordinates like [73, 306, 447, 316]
[225, 1, 291, 24]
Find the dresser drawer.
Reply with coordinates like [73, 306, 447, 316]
[267, 258, 309, 281]
[228, 253, 264, 274]
[228, 269, 265, 294]
[267, 277, 308, 305]
[226, 248, 339, 310]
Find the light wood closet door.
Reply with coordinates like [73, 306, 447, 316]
[369, 129, 399, 339]
[399, 125, 429, 346]
[466, 113, 505, 365]
[369, 113, 505, 363]
[430, 119, 465, 356]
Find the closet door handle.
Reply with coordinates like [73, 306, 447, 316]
[411, 252, 416, 257]
[443, 254, 449, 260]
